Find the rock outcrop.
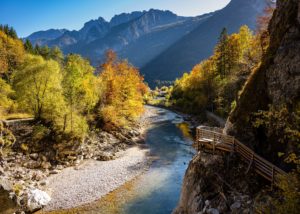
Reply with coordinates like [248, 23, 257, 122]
[173, 152, 259, 214]
[225, 0, 300, 162]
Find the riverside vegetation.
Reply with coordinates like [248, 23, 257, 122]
[149, 2, 300, 213]
[0, 24, 148, 212]
[1, 0, 300, 213]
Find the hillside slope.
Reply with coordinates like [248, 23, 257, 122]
[142, 0, 267, 87]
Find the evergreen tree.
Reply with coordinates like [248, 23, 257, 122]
[0, 25, 18, 39]
[24, 39, 34, 53]
[216, 28, 229, 78]
[39, 45, 51, 59]
[49, 46, 64, 63]
[34, 44, 41, 55]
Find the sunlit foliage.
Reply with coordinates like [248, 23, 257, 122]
[98, 50, 148, 128]
[171, 25, 259, 117]
[0, 29, 25, 77]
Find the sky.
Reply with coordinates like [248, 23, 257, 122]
[0, 0, 231, 38]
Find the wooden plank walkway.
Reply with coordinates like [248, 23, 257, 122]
[195, 126, 287, 184]
[0, 118, 34, 127]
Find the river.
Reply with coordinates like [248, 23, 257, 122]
[121, 106, 195, 214]
[1, 106, 196, 214]
[50, 106, 196, 214]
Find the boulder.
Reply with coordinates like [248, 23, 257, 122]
[23, 160, 40, 169]
[207, 208, 220, 214]
[26, 188, 51, 212]
[230, 201, 241, 212]
[29, 153, 39, 160]
[41, 161, 51, 169]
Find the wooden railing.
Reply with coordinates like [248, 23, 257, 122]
[195, 126, 287, 184]
[0, 118, 34, 128]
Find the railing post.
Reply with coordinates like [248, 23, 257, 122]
[213, 133, 215, 154]
[246, 152, 254, 174]
[271, 166, 274, 190]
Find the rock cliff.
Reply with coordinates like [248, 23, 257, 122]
[175, 1, 300, 213]
[225, 0, 300, 162]
[173, 153, 260, 214]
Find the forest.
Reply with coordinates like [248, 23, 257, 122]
[1, 0, 299, 213]
[0, 24, 148, 156]
[148, 5, 300, 212]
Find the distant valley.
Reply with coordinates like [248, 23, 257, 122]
[27, 0, 267, 86]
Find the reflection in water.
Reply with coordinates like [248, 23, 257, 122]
[38, 107, 195, 214]
[176, 122, 194, 140]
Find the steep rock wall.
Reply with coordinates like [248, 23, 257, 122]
[225, 0, 300, 162]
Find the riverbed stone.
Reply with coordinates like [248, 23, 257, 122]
[230, 201, 241, 211]
[23, 160, 40, 169]
[207, 208, 220, 214]
[41, 162, 51, 169]
[26, 188, 51, 211]
[29, 153, 39, 160]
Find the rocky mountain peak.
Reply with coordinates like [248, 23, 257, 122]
[109, 11, 145, 27]
[79, 17, 110, 42]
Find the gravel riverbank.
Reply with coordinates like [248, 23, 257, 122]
[43, 146, 149, 211]
[41, 106, 158, 211]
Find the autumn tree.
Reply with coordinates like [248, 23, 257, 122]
[13, 55, 67, 126]
[98, 50, 147, 128]
[0, 121, 16, 157]
[0, 30, 25, 79]
[0, 78, 14, 117]
[62, 54, 98, 134]
[171, 25, 257, 117]
[257, 3, 275, 53]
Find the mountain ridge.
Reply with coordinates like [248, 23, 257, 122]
[27, 9, 210, 68]
[26, 0, 268, 86]
[141, 0, 268, 87]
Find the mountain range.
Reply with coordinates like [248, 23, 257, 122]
[26, 0, 268, 87]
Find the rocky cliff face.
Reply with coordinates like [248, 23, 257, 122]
[175, 1, 299, 213]
[225, 0, 300, 162]
[173, 153, 260, 214]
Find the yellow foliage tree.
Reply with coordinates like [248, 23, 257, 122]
[0, 30, 25, 77]
[98, 50, 148, 128]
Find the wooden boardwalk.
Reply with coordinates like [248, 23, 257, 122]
[195, 126, 287, 184]
[0, 118, 34, 127]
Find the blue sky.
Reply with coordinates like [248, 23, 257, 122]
[0, 0, 230, 37]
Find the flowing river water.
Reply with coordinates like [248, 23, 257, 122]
[1, 106, 196, 214]
[50, 106, 196, 214]
[120, 107, 195, 214]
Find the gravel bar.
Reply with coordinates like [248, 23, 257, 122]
[43, 146, 149, 211]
